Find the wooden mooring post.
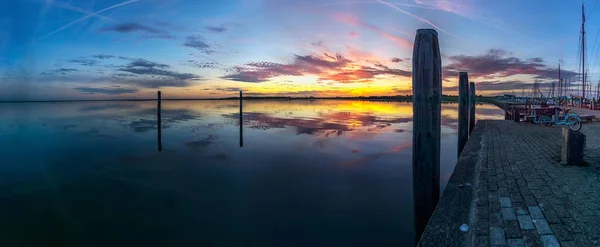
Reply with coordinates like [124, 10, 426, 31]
[469, 81, 476, 135]
[157, 91, 162, 152]
[458, 72, 469, 156]
[240, 91, 243, 147]
[412, 28, 441, 242]
[562, 128, 585, 166]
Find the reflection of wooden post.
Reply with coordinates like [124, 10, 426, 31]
[469, 82, 475, 135]
[412, 29, 441, 243]
[157, 91, 162, 152]
[458, 72, 469, 156]
[240, 91, 243, 147]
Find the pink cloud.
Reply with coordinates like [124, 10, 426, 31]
[333, 13, 412, 49]
[349, 31, 361, 38]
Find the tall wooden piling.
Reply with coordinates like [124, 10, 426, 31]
[412, 28, 441, 242]
[157, 91, 162, 152]
[469, 81, 476, 135]
[240, 91, 243, 147]
[458, 72, 469, 156]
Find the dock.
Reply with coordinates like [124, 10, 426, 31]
[419, 120, 600, 246]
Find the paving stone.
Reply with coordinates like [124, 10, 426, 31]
[502, 207, 517, 221]
[507, 238, 525, 247]
[518, 215, 535, 230]
[489, 226, 506, 246]
[528, 206, 544, 219]
[489, 200, 501, 213]
[540, 235, 560, 247]
[504, 220, 522, 238]
[490, 212, 504, 227]
[523, 196, 538, 207]
[514, 203, 528, 215]
[475, 219, 489, 236]
[523, 230, 542, 247]
[477, 206, 489, 220]
[500, 197, 512, 208]
[541, 210, 561, 224]
[534, 219, 553, 235]
[473, 235, 490, 247]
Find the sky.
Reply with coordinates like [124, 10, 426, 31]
[1, 0, 599, 100]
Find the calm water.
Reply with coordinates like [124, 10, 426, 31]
[0, 100, 504, 247]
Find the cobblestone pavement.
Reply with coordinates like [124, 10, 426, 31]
[472, 121, 600, 247]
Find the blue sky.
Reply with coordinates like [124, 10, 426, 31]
[0, 0, 598, 100]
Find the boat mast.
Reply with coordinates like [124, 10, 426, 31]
[558, 60, 562, 98]
[582, 3, 586, 100]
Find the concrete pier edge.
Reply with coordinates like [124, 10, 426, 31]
[418, 120, 487, 246]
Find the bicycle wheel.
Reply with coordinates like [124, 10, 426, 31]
[568, 116, 582, 131]
[538, 116, 553, 127]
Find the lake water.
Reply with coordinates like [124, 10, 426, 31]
[0, 100, 504, 246]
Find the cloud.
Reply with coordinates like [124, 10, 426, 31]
[183, 36, 217, 54]
[68, 58, 99, 66]
[181, 60, 219, 69]
[221, 53, 349, 83]
[443, 49, 578, 80]
[75, 86, 138, 95]
[214, 87, 242, 92]
[99, 23, 162, 34]
[126, 59, 169, 69]
[349, 31, 360, 38]
[92, 54, 115, 59]
[334, 13, 412, 48]
[119, 59, 198, 81]
[320, 64, 411, 83]
[49, 55, 201, 89]
[221, 52, 409, 83]
[205, 25, 227, 33]
[391, 57, 403, 63]
[140, 34, 177, 40]
[42, 68, 78, 75]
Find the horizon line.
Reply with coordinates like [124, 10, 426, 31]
[0, 95, 498, 103]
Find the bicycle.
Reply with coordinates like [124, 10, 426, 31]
[537, 108, 582, 131]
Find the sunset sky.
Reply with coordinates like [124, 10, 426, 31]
[1, 0, 598, 100]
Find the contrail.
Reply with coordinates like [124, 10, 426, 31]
[38, 0, 139, 40]
[321, 0, 436, 9]
[51, 1, 118, 22]
[376, 0, 463, 40]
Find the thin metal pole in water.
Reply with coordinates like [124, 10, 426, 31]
[157, 91, 162, 152]
[412, 28, 441, 243]
[469, 81, 476, 135]
[240, 91, 243, 147]
[458, 72, 469, 156]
